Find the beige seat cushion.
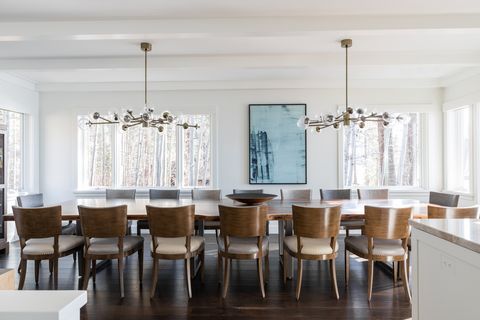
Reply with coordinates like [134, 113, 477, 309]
[284, 236, 338, 255]
[151, 236, 204, 255]
[23, 235, 84, 255]
[218, 236, 268, 255]
[87, 236, 143, 255]
[345, 235, 406, 256]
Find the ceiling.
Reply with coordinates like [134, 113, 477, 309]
[1, 0, 480, 90]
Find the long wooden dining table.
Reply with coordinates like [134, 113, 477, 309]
[3, 197, 427, 279]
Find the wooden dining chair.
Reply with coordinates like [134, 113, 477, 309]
[320, 188, 360, 236]
[78, 205, 144, 298]
[357, 189, 389, 200]
[428, 205, 478, 219]
[192, 189, 222, 234]
[137, 189, 181, 235]
[13, 205, 84, 289]
[429, 191, 460, 207]
[105, 189, 135, 235]
[280, 189, 312, 200]
[345, 206, 412, 302]
[218, 205, 269, 298]
[146, 204, 205, 299]
[233, 189, 264, 194]
[284, 205, 341, 300]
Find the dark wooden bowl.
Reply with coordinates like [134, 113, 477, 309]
[225, 193, 277, 205]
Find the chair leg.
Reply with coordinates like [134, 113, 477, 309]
[185, 258, 192, 298]
[18, 259, 27, 290]
[257, 257, 265, 299]
[222, 258, 231, 298]
[53, 258, 59, 290]
[346, 228, 350, 237]
[329, 259, 340, 300]
[118, 258, 125, 298]
[401, 259, 412, 303]
[295, 258, 303, 301]
[35, 260, 40, 285]
[264, 251, 270, 284]
[283, 249, 287, 285]
[92, 260, 96, 284]
[137, 225, 141, 236]
[367, 259, 374, 302]
[393, 261, 398, 286]
[217, 252, 222, 285]
[73, 251, 77, 262]
[138, 248, 144, 284]
[150, 258, 158, 299]
[200, 250, 205, 284]
[82, 258, 90, 290]
[17, 261, 22, 274]
[407, 253, 410, 280]
[49, 259, 53, 274]
[345, 249, 350, 287]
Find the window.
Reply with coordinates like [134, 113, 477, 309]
[343, 112, 420, 188]
[445, 106, 472, 193]
[0, 109, 25, 209]
[78, 114, 211, 189]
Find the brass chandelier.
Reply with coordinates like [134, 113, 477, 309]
[83, 42, 198, 133]
[297, 39, 404, 132]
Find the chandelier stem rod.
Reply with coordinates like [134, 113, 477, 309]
[144, 47, 148, 107]
[345, 44, 348, 112]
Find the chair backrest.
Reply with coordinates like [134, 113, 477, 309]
[429, 191, 460, 207]
[146, 205, 195, 237]
[320, 189, 351, 201]
[192, 189, 221, 200]
[280, 189, 312, 200]
[149, 189, 180, 200]
[428, 205, 478, 219]
[78, 205, 128, 238]
[233, 189, 264, 194]
[219, 205, 266, 237]
[16, 193, 44, 208]
[364, 206, 412, 240]
[292, 205, 341, 239]
[357, 189, 389, 200]
[105, 189, 136, 200]
[13, 205, 62, 240]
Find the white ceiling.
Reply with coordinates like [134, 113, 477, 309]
[1, 0, 480, 90]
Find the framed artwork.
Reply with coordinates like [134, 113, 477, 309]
[249, 104, 307, 184]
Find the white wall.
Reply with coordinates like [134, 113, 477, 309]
[39, 87, 443, 204]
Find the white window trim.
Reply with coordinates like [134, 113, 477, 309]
[337, 106, 429, 192]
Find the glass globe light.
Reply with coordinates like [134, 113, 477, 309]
[158, 126, 164, 133]
[296, 116, 310, 129]
[315, 126, 321, 133]
[77, 116, 91, 130]
[359, 122, 365, 129]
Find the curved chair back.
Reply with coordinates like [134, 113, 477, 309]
[219, 205, 266, 237]
[16, 193, 44, 208]
[280, 189, 312, 200]
[292, 205, 341, 239]
[13, 206, 62, 241]
[428, 205, 478, 219]
[106, 189, 136, 200]
[149, 189, 180, 200]
[364, 206, 411, 240]
[233, 189, 264, 194]
[146, 205, 195, 237]
[320, 189, 351, 201]
[192, 189, 221, 200]
[429, 191, 460, 207]
[78, 205, 128, 238]
[357, 189, 389, 200]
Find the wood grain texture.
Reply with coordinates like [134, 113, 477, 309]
[427, 205, 478, 219]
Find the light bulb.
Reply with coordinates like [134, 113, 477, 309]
[296, 116, 310, 130]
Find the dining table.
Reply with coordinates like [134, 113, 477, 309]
[3, 197, 427, 279]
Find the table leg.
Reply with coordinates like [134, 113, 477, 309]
[76, 223, 84, 277]
[278, 220, 294, 279]
[195, 220, 205, 273]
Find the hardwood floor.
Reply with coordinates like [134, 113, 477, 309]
[0, 233, 412, 319]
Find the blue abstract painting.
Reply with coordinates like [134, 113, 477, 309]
[249, 104, 307, 184]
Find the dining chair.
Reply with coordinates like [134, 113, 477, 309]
[427, 205, 478, 219]
[105, 188, 135, 235]
[280, 189, 312, 200]
[78, 205, 144, 298]
[283, 205, 341, 300]
[218, 205, 269, 298]
[357, 188, 389, 200]
[345, 206, 412, 302]
[428, 191, 460, 207]
[320, 189, 351, 201]
[13, 205, 84, 290]
[233, 189, 264, 194]
[137, 189, 181, 235]
[192, 189, 222, 234]
[146, 204, 205, 299]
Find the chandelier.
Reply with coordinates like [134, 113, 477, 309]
[83, 42, 198, 133]
[297, 39, 404, 132]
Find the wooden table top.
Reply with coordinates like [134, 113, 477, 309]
[3, 198, 427, 221]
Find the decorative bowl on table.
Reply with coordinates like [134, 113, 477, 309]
[225, 193, 277, 205]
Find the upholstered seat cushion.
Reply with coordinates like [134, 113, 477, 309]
[87, 236, 143, 255]
[150, 236, 204, 255]
[345, 235, 406, 256]
[284, 236, 338, 255]
[61, 222, 77, 235]
[218, 236, 269, 254]
[23, 235, 84, 255]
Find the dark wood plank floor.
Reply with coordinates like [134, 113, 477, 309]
[0, 234, 412, 319]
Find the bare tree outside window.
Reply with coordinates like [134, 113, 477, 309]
[343, 113, 420, 187]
